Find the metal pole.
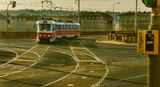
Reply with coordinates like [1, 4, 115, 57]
[134, 0, 138, 31]
[78, 0, 80, 23]
[41, 0, 53, 17]
[112, 3, 115, 31]
[148, 0, 160, 87]
[113, 4, 115, 12]
[113, 2, 120, 13]
[6, 1, 12, 34]
[50, 1, 53, 16]
[112, 2, 120, 31]
[41, 1, 44, 17]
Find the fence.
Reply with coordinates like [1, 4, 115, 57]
[107, 31, 137, 43]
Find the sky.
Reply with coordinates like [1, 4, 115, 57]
[0, 0, 151, 12]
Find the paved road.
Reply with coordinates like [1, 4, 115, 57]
[81, 39, 147, 87]
[0, 39, 147, 87]
[0, 39, 108, 87]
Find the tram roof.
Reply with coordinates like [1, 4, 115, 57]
[36, 20, 56, 24]
[55, 22, 80, 25]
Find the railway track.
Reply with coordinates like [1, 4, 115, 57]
[0, 45, 41, 77]
[0, 40, 109, 87]
[0, 39, 147, 87]
[41, 40, 109, 87]
[0, 45, 50, 86]
[0, 48, 18, 66]
[0, 43, 77, 87]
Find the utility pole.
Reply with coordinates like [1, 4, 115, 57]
[112, 2, 120, 31]
[75, 0, 80, 23]
[134, 0, 138, 31]
[78, 0, 80, 23]
[141, 0, 160, 87]
[41, 0, 53, 17]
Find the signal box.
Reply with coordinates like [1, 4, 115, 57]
[138, 30, 159, 55]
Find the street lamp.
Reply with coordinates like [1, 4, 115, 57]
[78, 0, 80, 23]
[41, 0, 53, 16]
[7, 1, 16, 24]
[75, 0, 80, 23]
[112, 2, 120, 31]
[113, 2, 120, 12]
[134, 0, 138, 31]
[6, 1, 16, 33]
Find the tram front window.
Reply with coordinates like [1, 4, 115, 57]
[39, 24, 51, 31]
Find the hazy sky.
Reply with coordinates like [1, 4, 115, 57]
[0, 0, 150, 12]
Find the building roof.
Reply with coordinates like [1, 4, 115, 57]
[80, 11, 113, 19]
[119, 11, 151, 16]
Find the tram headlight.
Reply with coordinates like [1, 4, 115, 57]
[48, 35, 51, 37]
[39, 34, 42, 37]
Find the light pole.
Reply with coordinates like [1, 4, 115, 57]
[6, 1, 16, 33]
[75, 0, 80, 23]
[113, 2, 120, 12]
[78, 0, 80, 23]
[134, 0, 138, 31]
[41, 0, 53, 16]
[112, 2, 120, 31]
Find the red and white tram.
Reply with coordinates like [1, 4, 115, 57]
[36, 20, 56, 43]
[56, 22, 80, 38]
[36, 19, 80, 43]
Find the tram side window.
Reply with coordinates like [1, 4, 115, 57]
[75, 25, 79, 29]
[68, 25, 70, 29]
[62, 25, 64, 29]
[39, 24, 51, 31]
[71, 25, 73, 29]
[57, 25, 61, 29]
[55, 25, 57, 29]
[69, 25, 73, 29]
[73, 25, 76, 29]
[52, 24, 56, 30]
[67, 25, 69, 29]
[70, 25, 72, 29]
[75, 25, 78, 29]
[65, 25, 68, 29]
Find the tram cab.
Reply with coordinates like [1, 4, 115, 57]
[36, 20, 56, 43]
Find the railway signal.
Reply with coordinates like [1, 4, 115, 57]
[138, 30, 159, 55]
[139, 0, 160, 87]
[12, 1, 16, 8]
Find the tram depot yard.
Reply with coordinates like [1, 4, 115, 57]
[0, 37, 147, 87]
